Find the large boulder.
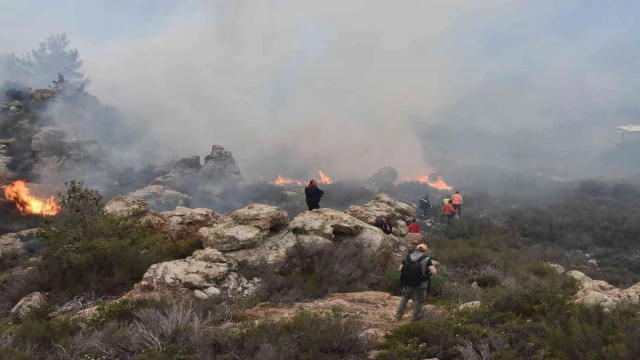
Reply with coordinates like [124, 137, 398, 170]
[199, 221, 268, 251]
[290, 208, 370, 238]
[160, 206, 219, 229]
[103, 195, 150, 217]
[289, 208, 398, 263]
[125, 248, 259, 300]
[230, 203, 289, 230]
[127, 185, 191, 211]
[224, 231, 333, 273]
[10, 292, 47, 321]
[199, 145, 245, 186]
[199, 204, 288, 251]
[0, 228, 40, 256]
[346, 194, 416, 225]
[567, 270, 640, 310]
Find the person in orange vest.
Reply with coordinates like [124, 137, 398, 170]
[442, 201, 456, 224]
[451, 191, 463, 217]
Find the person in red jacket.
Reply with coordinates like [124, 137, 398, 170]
[442, 202, 456, 224]
[407, 218, 420, 233]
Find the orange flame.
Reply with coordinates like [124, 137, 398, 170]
[1, 180, 60, 215]
[273, 174, 302, 186]
[318, 170, 333, 184]
[403, 170, 454, 191]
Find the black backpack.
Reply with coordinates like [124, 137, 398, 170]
[400, 255, 430, 288]
[375, 217, 388, 229]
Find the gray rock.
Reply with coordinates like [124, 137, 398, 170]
[125, 248, 259, 300]
[103, 195, 150, 217]
[199, 145, 245, 186]
[0, 229, 40, 256]
[150, 156, 201, 191]
[11, 292, 47, 321]
[127, 185, 191, 211]
[0, 145, 15, 180]
[31, 127, 68, 155]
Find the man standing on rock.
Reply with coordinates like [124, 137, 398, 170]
[396, 244, 436, 321]
[305, 179, 324, 211]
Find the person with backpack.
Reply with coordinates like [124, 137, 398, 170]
[395, 244, 437, 321]
[304, 179, 324, 211]
[374, 214, 393, 235]
[418, 195, 431, 217]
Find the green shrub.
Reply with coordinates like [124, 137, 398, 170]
[13, 316, 79, 349]
[86, 298, 137, 327]
[202, 311, 374, 359]
[38, 181, 200, 297]
[0, 346, 31, 360]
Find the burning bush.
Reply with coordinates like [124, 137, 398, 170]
[1, 180, 60, 216]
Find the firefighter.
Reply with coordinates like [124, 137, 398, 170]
[451, 191, 463, 217]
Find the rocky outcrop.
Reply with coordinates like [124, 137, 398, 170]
[150, 156, 201, 192]
[198, 203, 400, 272]
[567, 270, 640, 309]
[199, 145, 245, 186]
[30, 89, 56, 102]
[125, 248, 259, 301]
[366, 166, 398, 190]
[103, 195, 150, 217]
[543, 262, 566, 274]
[230, 203, 289, 230]
[160, 206, 219, 230]
[542, 264, 640, 310]
[0, 144, 15, 180]
[289, 208, 398, 260]
[345, 194, 416, 237]
[11, 292, 47, 321]
[0, 228, 40, 256]
[30, 127, 68, 155]
[127, 185, 191, 211]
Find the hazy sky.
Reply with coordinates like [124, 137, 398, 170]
[2, 0, 639, 180]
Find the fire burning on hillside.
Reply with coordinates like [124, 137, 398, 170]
[1, 180, 61, 216]
[318, 170, 333, 184]
[403, 169, 454, 191]
[272, 171, 334, 187]
[273, 174, 302, 186]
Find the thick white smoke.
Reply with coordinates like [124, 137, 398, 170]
[3, 0, 640, 181]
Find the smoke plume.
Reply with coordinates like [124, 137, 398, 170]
[3, 0, 640, 182]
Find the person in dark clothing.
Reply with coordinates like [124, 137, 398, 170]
[418, 195, 431, 217]
[396, 244, 437, 321]
[305, 179, 324, 211]
[374, 214, 393, 235]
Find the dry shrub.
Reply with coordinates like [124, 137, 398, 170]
[255, 239, 388, 303]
